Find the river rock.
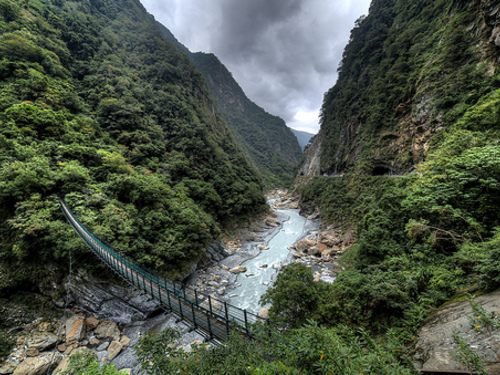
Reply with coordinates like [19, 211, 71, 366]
[0, 361, 17, 375]
[257, 245, 269, 250]
[25, 333, 58, 351]
[97, 342, 110, 351]
[107, 341, 123, 361]
[94, 321, 120, 340]
[25, 349, 38, 357]
[86, 317, 100, 331]
[88, 337, 100, 347]
[13, 352, 62, 375]
[258, 308, 270, 319]
[119, 335, 131, 347]
[65, 315, 86, 343]
[229, 266, 247, 274]
[36, 322, 54, 333]
[293, 237, 317, 252]
[260, 264, 268, 269]
[265, 218, 279, 227]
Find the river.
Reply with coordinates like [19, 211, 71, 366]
[229, 207, 309, 313]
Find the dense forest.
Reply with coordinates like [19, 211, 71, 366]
[0, 0, 268, 295]
[157, 24, 303, 187]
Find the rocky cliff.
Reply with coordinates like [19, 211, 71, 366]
[305, 0, 500, 176]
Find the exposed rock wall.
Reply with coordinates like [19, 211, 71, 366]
[414, 289, 500, 374]
[67, 270, 159, 325]
[297, 133, 321, 177]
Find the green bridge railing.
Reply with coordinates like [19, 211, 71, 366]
[60, 198, 266, 342]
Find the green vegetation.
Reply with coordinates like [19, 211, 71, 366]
[0, 331, 13, 361]
[190, 52, 303, 187]
[0, 0, 267, 293]
[59, 351, 127, 375]
[134, 325, 415, 374]
[296, 85, 500, 334]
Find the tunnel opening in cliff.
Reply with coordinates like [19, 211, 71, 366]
[372, 166, 391, 176]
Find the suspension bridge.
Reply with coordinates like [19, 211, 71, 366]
[60, 199, 481, 374]
[59, 198, 266, 342]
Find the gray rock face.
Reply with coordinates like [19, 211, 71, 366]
[68, 270, 159, 324]
[414, 289, 500, 374]
[298, 132, 321, 177]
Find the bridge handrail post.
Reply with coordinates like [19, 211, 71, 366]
[208, 295, 213, 316]
[244, 309, 249, 336]
[224, 301, 229, 338]
[166, 286, 172, 310]
[206, 311, 213, 340]
[191, 303, 196, 328]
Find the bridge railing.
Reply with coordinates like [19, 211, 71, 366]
[60, 198, 264, 341]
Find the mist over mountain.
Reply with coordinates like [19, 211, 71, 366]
[290, 128, 314, 150]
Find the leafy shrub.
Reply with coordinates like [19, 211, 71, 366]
[0, 331, 13, 361]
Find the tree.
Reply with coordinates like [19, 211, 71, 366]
[260, 263, 323, 329]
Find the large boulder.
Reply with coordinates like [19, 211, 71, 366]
[229, 266, 247, 274]
[293, 237, 317, 252]
[0, 361, 17, 375]
[414, 289, 500, 374]
[25, 333, 58, 351]
[94, 321, 121, 340]
[13, 353, 63, 375]
[107, 341, 123, 361]
[65, 315, 86, 344]
[68, 270, 158, 324]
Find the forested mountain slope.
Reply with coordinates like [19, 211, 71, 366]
[157, 24, 303, 187]
[294, 0, 500, 334]
[302, 0, 500, 176]
[0, 0, 267, 293]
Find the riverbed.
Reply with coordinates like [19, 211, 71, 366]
[229, 208, 312, 313]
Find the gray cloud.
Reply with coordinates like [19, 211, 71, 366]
[141, 0, 371, 133]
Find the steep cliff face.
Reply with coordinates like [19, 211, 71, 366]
[191, 52, 303, 187]
[157, 24, 302, 187]
[313, 0, 500, 176]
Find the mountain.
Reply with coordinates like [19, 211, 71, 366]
[0, 0, 267, 287]
[291, 129, 315, 150]
[295, 0, 500, 337]
[302, 0, 500, 177]
[157, 23, 303, 187]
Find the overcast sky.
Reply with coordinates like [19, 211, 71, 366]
[140, 0, 371, 134]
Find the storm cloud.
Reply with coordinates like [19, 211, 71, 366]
[140, 0, 371, 134]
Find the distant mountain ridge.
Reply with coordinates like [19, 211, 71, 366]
[291, 129, 315, 150]
[157, 23, 302, 187]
